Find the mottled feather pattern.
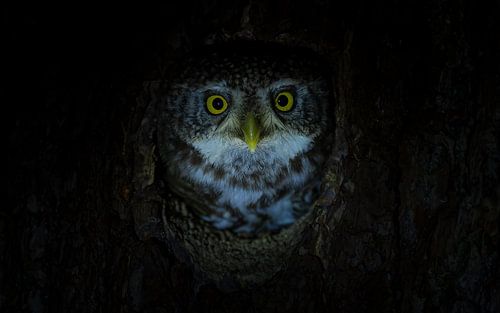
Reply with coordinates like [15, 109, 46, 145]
[158, 44, 333, 234]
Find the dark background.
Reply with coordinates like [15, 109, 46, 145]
[4, 1, 500, 312]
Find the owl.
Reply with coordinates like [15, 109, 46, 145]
[158, 43, 333, 234]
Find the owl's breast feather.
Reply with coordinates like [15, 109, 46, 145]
[168, 134, 315, 232]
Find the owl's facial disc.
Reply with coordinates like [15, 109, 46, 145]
[241, 112, 261, 152]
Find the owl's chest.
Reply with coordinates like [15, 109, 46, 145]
[173, 146, 315, 210]
[166, 135, 319, 231]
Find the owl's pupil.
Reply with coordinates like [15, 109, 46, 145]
[212, 98, 224, 110]
[277, 95, 288, 107]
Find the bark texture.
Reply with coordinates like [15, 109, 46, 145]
[4, 1, 500, 312]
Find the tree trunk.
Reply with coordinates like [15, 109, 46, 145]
[4, 1, 499, 312]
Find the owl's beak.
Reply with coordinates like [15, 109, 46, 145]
[241, 112, 261, 153]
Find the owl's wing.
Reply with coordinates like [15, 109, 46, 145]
[165, 175, 218, 218]
[291, 178, 322, 218]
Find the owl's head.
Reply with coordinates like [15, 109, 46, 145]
[162, 43, 333, 173]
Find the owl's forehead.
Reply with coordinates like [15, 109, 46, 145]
[176, 54, 323, 90]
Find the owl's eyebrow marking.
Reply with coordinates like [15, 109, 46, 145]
[199, 80, 230, 93]
[267, 78, 301, 91]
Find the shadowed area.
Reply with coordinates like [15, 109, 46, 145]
[4, 1, 499, 312]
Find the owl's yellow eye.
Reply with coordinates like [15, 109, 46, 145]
[274, 91, 294, 112]
[206, 95, 228, 115]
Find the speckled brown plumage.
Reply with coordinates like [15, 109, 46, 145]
[157, 42, 333, 233]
